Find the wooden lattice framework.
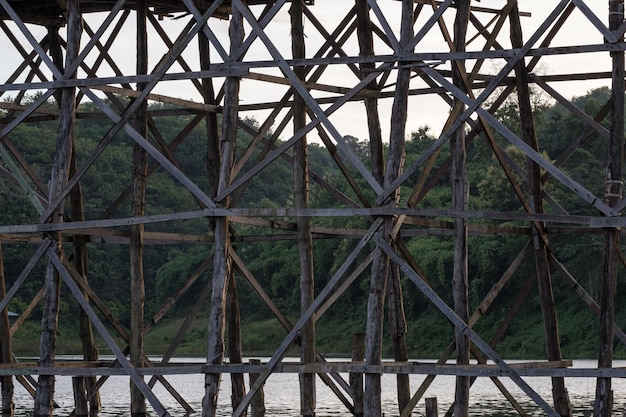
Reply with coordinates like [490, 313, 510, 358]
[0, 0, 624, 416]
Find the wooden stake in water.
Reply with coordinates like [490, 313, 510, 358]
[425, 397, 438, 417]
[249, 359, 266, 417]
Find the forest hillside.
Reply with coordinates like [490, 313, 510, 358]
[1, 87, 624, 359]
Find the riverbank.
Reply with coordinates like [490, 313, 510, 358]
[10, 312, 622, 359]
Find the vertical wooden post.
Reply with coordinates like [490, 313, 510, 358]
[357, 2, 411, 410]
[34, 1, 80, 413]
[291, 1, 316, 416]
[202, 4, 243, 417]
[451, 1, 470, 416]
[362, 2, 387, 410]
[365, 1, 412, 416]
[69, 83, 101, 417]
[509, 4, 572, 416]
[350, 333, 365, 417]
[595, 2, 624, 416]
[387, 264, 410, 415]
[249, 359, 265, 417]
[227, 276, 246, 412]
[69, 164, 101, 414]
[0, 243, 14, 416]
[130, 2, 148, 416]
[72, 377, 88, 417]
[199, 25, 220, 198]
[355, 0, 383, 182]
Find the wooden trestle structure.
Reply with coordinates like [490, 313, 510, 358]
[0, 0, 626, 416]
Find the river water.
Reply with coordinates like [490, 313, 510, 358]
[9, 358, 626, 416]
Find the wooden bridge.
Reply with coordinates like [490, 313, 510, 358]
[0, 0, 624, 416]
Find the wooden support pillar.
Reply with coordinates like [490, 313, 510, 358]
[350, 333, 365, 417]
[356, 3, 412, 409]
[451, 1, 470, 416]
[227, 275, 246, 412]
[68, 38, 101, 417]
[365, 1, 412, 416]
[509, 4, 572, 416]
[69, 149, 101, 415]
[34, 1, 80, 413]
[291, 1, 316, 416]
[199, 27, 220, 197]
[0, 243, 13, 416]
[595, 1, 625, 416]
[387, 264, 410, 415]
[72, 377, 88, 417]
[202, 4, 243, 417]
[355, 0, 383, 182]
[249, 359, 266, 417]
[130, 2, 148, 416]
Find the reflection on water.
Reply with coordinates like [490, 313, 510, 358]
[8, 359, 625, 416]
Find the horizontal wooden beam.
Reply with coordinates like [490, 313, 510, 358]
[10, 359, 626, 379]
[0, 206, 619, 236]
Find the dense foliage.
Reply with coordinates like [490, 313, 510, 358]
[2, 87, 625, 359]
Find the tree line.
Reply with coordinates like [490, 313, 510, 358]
[1, 87, 623, 358]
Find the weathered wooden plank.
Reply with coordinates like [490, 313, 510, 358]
[1, 206, 624, 237]
[0, 358, 599, 377]
[244, 71, 379, 98]
[76, 89, 217, 211]
[303, 5, 362, 80]
[92, 85, 219, 112]
[3, 44, 626, 96]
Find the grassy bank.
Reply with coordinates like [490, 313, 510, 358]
[11, 307, 623, 360]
